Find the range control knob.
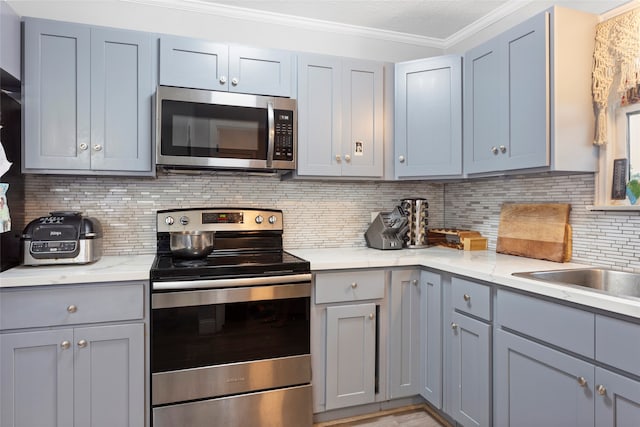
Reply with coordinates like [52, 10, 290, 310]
[165, 216, 175, 226]
[268, 215, 277, 224]
[255, 215, 264, 224]
[179, 216, 189, 226]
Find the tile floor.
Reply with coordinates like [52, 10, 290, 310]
[314, 405, 449, 427]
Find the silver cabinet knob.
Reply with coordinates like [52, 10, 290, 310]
[412, 279, 418, 286]
[398, 155, 405, 163]
[60, 340, 71, 350]
[93, 144, 103, 152]
[335, 154, 341, 162]
[231, 77, 239, 86]
[597, 385, 607, 396]
[499, 145, 507, 153]
[369, 313, 374, 320]
[463, 294, 471, 302]
[351, 282, 358, 289]
[219, 76, 227, 84]
[67, 305, 77, 313]
[577, 376, 587, 387]
[451, 322, 458, 330]
[344, 154, 351, 162]
[491, 146, 499, 155]
[165, 216, 174, 225]
[77, 340, 88, 348]
[79, 143, 88, 151]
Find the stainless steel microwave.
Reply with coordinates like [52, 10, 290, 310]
[156, 86, 296, 172]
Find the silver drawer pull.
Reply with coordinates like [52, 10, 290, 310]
[577, 376, 587, 387]
[412, 279, 418, 286]
[451, 322, 458, 330]
[77, 340, 88, 348]
[463, 294, 471, 302]
[60, 340, 71, 350]
[351, 282, 358, 289]
[67, 305, 77, 313]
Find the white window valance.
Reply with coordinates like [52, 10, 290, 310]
[592, 7, 640, 145]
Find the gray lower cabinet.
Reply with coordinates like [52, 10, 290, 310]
[0, 281, 146, 427]
[394, 55, 462, 179]
[297, 54, 384, 178]
[325, 303, 377, 410]
[388, 269, 421, 399]
[418, 270, 442, 408]
[447, 276, 492, 427]
[159, 35, 294, 97]
[495, 329, 594, 427]
[23, 18, 154, 175]
[595, 368, 640, 426]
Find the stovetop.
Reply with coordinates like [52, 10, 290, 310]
[150, 250, 310, 281]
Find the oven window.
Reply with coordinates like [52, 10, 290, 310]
[152, 296, 310, 373]
[161, 100, 267, 159]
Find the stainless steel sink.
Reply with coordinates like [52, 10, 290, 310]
[513, 268, 640, 300]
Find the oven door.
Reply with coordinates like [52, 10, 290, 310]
[151, 279, 311, 405]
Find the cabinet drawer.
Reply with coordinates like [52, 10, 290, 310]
[0, 282, 145, 330]
[452, 277, 491, 320]
[315, 270, 385, 304]
[596, 315, 640, 377]
[497, 289, 594, 357]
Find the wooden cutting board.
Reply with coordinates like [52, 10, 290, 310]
[496, 203, 572, 262]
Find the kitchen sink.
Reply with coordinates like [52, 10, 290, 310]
[513, 268, 640, 300]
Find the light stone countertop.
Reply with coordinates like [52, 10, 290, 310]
[288, 247, 640, 320]
[1, 248, 639, 320]
[0, 255, 156, 287]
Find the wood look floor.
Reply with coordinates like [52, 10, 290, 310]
[314, 405, 450, 427]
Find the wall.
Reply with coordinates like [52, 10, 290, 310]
[444, 173, 640, 272]
[24, 172, 444, 255]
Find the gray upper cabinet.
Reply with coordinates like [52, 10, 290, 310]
[464, 7, 598, 175]
[394, 55, 462, 179]
[23, 18, 154, 175]
[159, 35, 294, 97]
[297, 53, 384, 178]
[0, 0, 21, 81]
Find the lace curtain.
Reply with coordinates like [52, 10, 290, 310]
[592, 8, 640, 145]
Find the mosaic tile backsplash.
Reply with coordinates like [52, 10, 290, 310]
[24, 172, 640, 272]
[24, 171, 444, 255]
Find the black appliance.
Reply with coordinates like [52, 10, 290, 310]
[21, 211, 103, 265]
[150, 207, 312, 427]
[0, 81, 23, 271]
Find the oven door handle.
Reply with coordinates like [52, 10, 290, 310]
[153, 273, 312, 291]
[152, 277, 311, 309]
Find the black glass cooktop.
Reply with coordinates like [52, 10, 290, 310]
[150, 250, 310, 281]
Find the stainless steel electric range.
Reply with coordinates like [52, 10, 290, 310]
[150, 208, 312, 427]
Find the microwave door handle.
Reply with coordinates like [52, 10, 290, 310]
[266, 101, 275, 168]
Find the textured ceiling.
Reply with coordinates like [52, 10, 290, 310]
[205, 0, 630, 40]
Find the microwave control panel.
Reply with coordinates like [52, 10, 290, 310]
[273, 110, 294, 161]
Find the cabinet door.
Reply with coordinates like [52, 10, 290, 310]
[595, 368, 640, 427]
[341, 59, 383, 177]
[388, 270, 420, 399]
[463, 37, 504, 174]
[228, 46, 293, 97]
[296, 54, 342, 176]
[159, 35, 229, 91]
[23, 18, 91, 171]
[0, 329, 74, 427]
[325, 303, 376, 410]
[495, 329, 594, 427]
[74, 323, 145, 427]
[501, 11, 549, 171]
[90, 28, 153, 172]
[450, 311, 491, 427]
[419, 270, 442, 408]
[395, 56, 462, 178]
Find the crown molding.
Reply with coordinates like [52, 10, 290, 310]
[599, 0, 639, 21]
